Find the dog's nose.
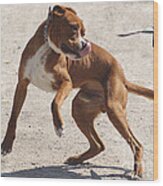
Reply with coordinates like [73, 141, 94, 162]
[81, 40, 87, 49]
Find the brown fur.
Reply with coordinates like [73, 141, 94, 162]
[1, 5, 154, 178]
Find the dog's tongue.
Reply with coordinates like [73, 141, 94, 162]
[79, 42, 92, 57]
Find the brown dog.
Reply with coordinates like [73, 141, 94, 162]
[1, 5, 154, 178]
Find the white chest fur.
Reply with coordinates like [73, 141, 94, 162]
[24, 42, 55, 92]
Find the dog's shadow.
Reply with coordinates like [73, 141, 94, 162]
[1, 163, 138, 180]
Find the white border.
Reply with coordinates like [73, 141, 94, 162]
[0, 0, 162, 186]
[0, 0, 155, 4]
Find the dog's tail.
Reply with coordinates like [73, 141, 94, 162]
[125, 80, 154, 100]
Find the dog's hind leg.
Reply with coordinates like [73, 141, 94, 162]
[65, 89, 105, 165]
[1, 78, 29, 155]
[105, 73, 143, 178]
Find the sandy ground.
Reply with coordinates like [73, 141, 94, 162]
[1, 2, 154, 180]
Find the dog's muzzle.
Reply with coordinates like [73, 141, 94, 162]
[61, 40, 92, 60]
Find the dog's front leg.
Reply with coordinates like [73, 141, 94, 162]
[1, 78, 29, 155]
[51, 80, 72, 137]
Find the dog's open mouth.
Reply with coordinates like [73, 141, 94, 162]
[61, 44, 79, 56]
[61, 41, 91, 59]
[79, 41, 91, 57]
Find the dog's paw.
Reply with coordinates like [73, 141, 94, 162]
[54, 127, 63, 137]
[132, 161, 143, 179]
[64, 156, 83, 165]
[130, 171, 142, 180]
[1, 142, 12, 156]
[1, 148, 12, 156]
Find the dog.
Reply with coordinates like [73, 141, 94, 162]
[1, 5, 154, 178]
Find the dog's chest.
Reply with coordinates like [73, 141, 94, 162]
[24, 42, 55, 92]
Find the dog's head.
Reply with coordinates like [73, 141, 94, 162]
[47, 5, 91, 60]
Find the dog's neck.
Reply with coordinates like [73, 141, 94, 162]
[43, 19, 49, 42]
[47, 36, 63, 54]
[43, 19, 63, 55]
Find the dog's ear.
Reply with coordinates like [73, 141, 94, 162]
[52, 5, 65, 17]
[48, 6, 53, 21]
[65, 7, 77, 15]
